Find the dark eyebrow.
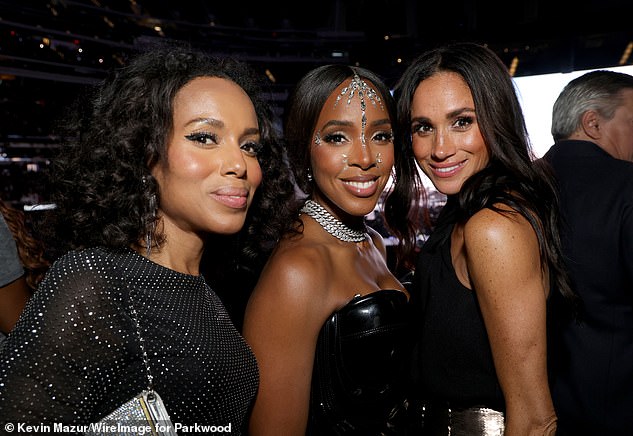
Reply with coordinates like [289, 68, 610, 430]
[410, 108, 475, 124]
[186, 119, 259, 137]
[446, 107, 476, 119]
[410, 116, 429, 124]
[185, 117, 224, 128]
[320, 118, 391, 130]
[370, 118, 392, 127]
[242, 127, 260, 137]
[320, 119, 354, 130]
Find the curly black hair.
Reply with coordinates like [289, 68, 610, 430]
[46, 42, 294, 266]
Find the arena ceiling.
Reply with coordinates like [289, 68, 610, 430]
[1, 0, 632, 142]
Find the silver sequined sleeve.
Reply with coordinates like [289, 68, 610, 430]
[0, 247, 259, 432]
[0, 249, 143, 423]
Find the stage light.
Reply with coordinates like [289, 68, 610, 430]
[619, 42, 633, 65]
[509, 56, 519, 77]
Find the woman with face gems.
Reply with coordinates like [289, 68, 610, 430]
[0, 45, 292, 433]
[394, 42, 577, 435]
[243, 65, 419, 436]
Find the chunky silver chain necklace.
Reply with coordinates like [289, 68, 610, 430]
[300, 199, 367, 243]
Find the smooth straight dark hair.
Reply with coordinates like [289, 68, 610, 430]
[394, 42, 575, 302]
[283, 64, 421, 268]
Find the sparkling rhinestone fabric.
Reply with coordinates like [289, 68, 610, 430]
[0, 247, 258, 433]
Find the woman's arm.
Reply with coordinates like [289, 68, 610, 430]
[0, 276, 30, 334]
[0, 213, 29, 333]
[243, 245, 331, 436]
[0, 251, 139, 423]
[464, 208, 556, 435]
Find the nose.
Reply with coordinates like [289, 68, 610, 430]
[431, 130, 456, 160]
[347, 137, 375, 170]
[220, 143, 247, 178]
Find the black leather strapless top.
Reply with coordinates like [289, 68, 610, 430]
[307, 289, 413, 435]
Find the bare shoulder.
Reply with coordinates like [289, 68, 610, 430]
[462, 205, 542, 293]
[246, 238, 332, 320]
[463, 205, 537, 250]
[261, 240, 330, 289]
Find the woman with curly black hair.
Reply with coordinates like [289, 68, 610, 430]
[0, 44, 293, 433]
[394, 42, 576, 435]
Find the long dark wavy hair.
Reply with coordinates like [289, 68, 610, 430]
[394, 42, 575, 302]
[0, 198, 50, 291]
[283, 64, 421, 268]
[46, 43, 293, 267]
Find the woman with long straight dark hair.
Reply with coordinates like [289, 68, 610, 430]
[244, 64, 419, 435]
[394, 42, 576, 435]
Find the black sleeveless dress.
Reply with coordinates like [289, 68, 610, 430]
[307, 289, 413, 435]
[409, 197, 505, 434]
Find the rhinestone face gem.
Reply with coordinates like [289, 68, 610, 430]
[332, 73, 384, 148]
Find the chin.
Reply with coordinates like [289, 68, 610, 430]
[432, 181, 463, 196]
[211, 221, 248, 236]
[213, 229, 243, 236]
[349, 201, 380, 217]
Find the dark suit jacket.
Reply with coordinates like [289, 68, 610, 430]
[543, 140, 633, 435]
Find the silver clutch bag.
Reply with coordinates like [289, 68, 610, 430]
[86, 390, 176, 435]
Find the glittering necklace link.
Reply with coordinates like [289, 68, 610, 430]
[300, 199, 367, 243]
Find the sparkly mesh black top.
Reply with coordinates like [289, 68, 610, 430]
[0, 247, 258, 433]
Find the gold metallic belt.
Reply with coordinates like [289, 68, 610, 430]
[415, 403, 505, 435]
